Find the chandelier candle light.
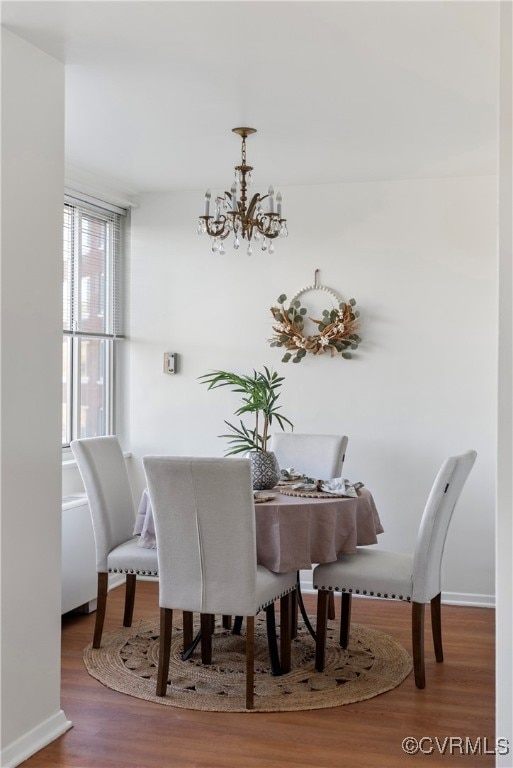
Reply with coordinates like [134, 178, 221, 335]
[198, 127, 288, 255]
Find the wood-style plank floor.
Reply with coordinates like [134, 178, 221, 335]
[22, 581, 495, 768]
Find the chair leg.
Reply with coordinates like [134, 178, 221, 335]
[245, 615, 255, 710]
[280, 592, 292, 674]
[183, 611, 194, 651]
[93, 572, 108, 648]
[123, 573, 137, 627]
[182, 613, 203, 661]
[315, 590, 329, 671]
[222, 615, 232, 629]
[157, 607, 173, 696]
[290, 587, 298, 639]
[339, 592, 352, 649]
[200, 613, 214, 664]
[232, 616, 243, 635]
[328, 591, 336, 621]
[265, 604, 282, 676]
[431, 592, 444, 662]
[412, 601, 426, 689]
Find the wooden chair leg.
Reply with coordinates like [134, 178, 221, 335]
[232, 616, 243, 635]
[123, 573, 137, 627]
[200, 613, 214, 664]
[430, 592, 444, 662]
[93, 572, 108, 649]
[245, 615, 255, 710]
[280, 592, 292, 674]
[315, 590, 329, 671]
[328, 591, 336, 620]
[290, 587, 298, 639]
[412, 601, 426, 689]
[183, 611, 194, 651]
[265, 604, 282, 676]
[339, 592, 352, 648]
[157, 607, 173, 696]
[222, 615, 232, 629]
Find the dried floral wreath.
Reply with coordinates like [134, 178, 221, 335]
[269, 292, 361, 363]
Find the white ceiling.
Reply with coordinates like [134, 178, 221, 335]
[1, 1, 500, 195]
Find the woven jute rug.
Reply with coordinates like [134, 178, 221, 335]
[83, 615, 412, 713]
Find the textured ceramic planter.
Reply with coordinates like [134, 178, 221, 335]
[248, 451, 281, 490]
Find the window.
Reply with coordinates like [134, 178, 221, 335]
[62, 196, 127, 446]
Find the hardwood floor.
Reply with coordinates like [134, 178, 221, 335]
[22, 581, 495, 768]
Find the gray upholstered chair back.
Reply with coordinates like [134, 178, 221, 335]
[269, 433, 348, 479]
[412, 449, 477, 603]
[71, 436, 136, 571]
[143, 456, 258, 616]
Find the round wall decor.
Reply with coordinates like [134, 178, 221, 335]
[268, 273, 361, 364]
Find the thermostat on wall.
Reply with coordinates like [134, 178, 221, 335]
[163, 352, 178, 374]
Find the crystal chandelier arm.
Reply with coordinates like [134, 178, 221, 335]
[200, 214, 231, 240]
[254, 213, 282, 239]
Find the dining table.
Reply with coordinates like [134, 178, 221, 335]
[133, 483, 384, 662]
[134, 484, 383, 569]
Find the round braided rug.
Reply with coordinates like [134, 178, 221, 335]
[83, 615, 412, 712]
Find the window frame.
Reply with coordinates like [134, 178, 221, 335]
[62, 194, 127, 449]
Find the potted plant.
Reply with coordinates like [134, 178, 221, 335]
[199, 366, 294, 489]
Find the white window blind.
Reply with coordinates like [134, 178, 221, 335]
[63, 199, 125, 339]
[62, 196, 127, 446]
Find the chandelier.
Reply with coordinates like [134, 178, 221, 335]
[197, 127, 288, 255]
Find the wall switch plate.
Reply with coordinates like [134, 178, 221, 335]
[163, 352, 177, 374]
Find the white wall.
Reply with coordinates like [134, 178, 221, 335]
[0, 30, 71, 767]
[129, 174, 496, 604]
[496, 0, 513, 759]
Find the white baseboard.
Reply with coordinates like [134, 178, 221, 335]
[0, 709, 72, 768]
[442, 591, 495, 608]
[108, 574, 157, 589]
[108, 573, 126, 590]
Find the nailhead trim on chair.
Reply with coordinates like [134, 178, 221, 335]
[108, 567, 159, 576]
[104, 573, 294, 608]
[257, 585, 297, 614]
[313, 584, 411, 602]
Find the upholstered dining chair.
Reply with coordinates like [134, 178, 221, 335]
[142, 456, 298, 709]
[269, 433, 348, 480]
[313, 449, 477, 689]
[71, 436, 158, 648]
[270, 432, 349, 624]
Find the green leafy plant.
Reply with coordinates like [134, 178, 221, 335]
[199, 366, 294, 454]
